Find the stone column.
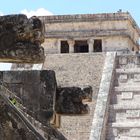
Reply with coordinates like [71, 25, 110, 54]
[88, 39, 94, 53]
[57, 40, 61, 53]
[68, 39, 75, 53]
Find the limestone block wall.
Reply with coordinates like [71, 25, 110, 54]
[43, 53, 105, 140]
[43, 38, 59, 54]
[127, 21, 139, 43]
[45, 20, 128, 33]
[103, 36, 130, 51]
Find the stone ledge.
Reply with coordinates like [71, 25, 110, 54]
[110, 103, 140, 110]
[115, 86, 140, 92]
[116, 68, 140, 73]
[39, 12, 140, 35]
[0, 44, 45, 63]
[111, 121, 140, 128]
[40, 13, 129, 23]
[118, 136, 140, 140]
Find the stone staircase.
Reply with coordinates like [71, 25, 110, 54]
[106, 54, 140, 140]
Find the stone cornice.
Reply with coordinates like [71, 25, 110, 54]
[39, 12, 129, 23]
[45, 29, 129, 38]
[39, 12, 140, 35]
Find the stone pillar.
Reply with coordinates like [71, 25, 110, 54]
[57, 40, 61, 53]
[88, 39, 94, 53]
[68, 39, 75, 53]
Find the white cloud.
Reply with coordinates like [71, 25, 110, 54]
[0, 12, 3, 16]
[21, 8, 53, 18]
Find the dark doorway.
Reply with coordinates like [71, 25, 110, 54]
[94, 40, 102, 52]
[61, 41, 69, 53]
[74, 40, 88, 53]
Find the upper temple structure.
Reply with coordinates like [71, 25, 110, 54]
[39, 11, 140, 54]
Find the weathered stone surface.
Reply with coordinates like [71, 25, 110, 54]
[0, 14, 44, 44]
[0, 70, 56, 125]
[119, 74, 128, 83]
[134, 74, 140, 81]
[126, 110, 140, 118]
[0, 43, 45, 63]
[0, 14, 45, 63]
[0, 95, 66, 140]
[121, 92, 133, 100]
[119, 57, 128, 65]
[0, 70, 68, 140]
[0, 98, 38, 140]
[55, 86, 92, 114]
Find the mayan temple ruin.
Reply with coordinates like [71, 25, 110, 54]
[1, 11, 140, 140]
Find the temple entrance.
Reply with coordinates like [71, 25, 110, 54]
[74, 40, 88, 53]
[94, 39, 102, 52]
[61, 41, 69, 53]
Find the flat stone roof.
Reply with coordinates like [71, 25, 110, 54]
[39, 12, 140, 35]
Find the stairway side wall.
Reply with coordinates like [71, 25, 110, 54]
[89, 52, 116, 140]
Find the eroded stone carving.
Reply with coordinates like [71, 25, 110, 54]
[0, 14, 45, 63]
[55, 86, 92, 114]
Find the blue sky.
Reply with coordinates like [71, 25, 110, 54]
[0, 0, 140, 70]
[0, 0, 140, 25]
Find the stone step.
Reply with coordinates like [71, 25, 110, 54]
[118, 82, 140, 87]
[118, 136, 140, 140]
[106, 135, 140, 140]
[110, 103, 140, 110]
[116, 68, 140, 74]
[124, 128, 140, 137]
[110, 121, 140, 128]
[115, 86, 140, 92]
[106, 127, 140, 139]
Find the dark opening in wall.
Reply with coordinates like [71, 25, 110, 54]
[61, 41, 69, 53]
[74, 40, 88, 53]
[94, 40, 102, 52]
